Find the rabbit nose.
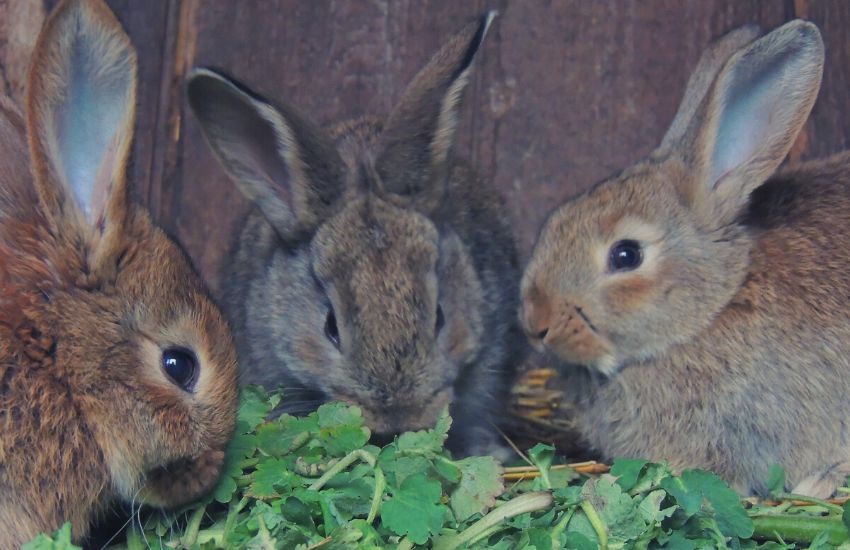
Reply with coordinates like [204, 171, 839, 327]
[521, 285, 552, 344]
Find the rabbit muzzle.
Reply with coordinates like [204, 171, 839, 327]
[138, 447, 226, 508]
[355, 387, 453, 442]
[521, 290, 613, 368]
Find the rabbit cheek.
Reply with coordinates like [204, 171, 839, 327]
[443, 306, 482, 363]
[445, 322, 472, 361]
[603, 274, 657, 314]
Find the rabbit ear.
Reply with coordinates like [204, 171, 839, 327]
[187, 69, 344, 238]
[657, 24, 761, 153]
[26, 0, 136, 233]
[0, 98, 37, 220]
[375, 11, 495, 212]
[684, 20, 823, 224]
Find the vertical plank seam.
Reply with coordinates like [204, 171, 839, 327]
[467, 0, 485, 168]
[489, 0, 510, 200]
[147, 0, 199, 224]
[142, 0, 177, 215]
[786, 0, 812, 164]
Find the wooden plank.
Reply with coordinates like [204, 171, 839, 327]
[163, 0, 793, 291]
[792, 0, 850, 160]
[473, 0, 788, 258]
[102, 0, 173, 223]
[6, 1, 849, 294]
[171, 0, 494, 292]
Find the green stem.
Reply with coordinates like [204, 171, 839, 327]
[770, 501, 794, 514]
[239, 457, 260, 469]
[181, 505, 207, 547]
[222, 496, 248, 542]
[550, 507, 576, 545]
[751, 514, 849, 545]
[466, 524, 506, 547]
[125, 524, 145, 550]
[196, 524, 226, 545]
[539, 467, 552, 490]
[367, 467, 386, 523]
[774, 493, 845, 515]
[396, 537, 415, 550]
[433, 491, 554, 550]
[308, 449, 377, 491]
[289, 430, 311, 452]
[581, 499, 608, 550]
[319, 498, 336, 536]
[236, 474, 253, 488]
[256, 515, 275, 549]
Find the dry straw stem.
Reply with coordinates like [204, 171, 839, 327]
[503, 462, 610, 481]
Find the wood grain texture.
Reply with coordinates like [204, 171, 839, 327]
[2, 0, 848, 293]
[795, 0, 850, 160]
[0, 0, 45, 102]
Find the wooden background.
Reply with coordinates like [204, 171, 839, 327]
[0, 0, 848, 296]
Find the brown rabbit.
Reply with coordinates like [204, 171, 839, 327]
[187, 12, 525, 457]
[0, 0, 238, 545]
[521, 20, 850, 497]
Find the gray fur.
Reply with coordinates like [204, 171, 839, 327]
[189, 12, 525, 456]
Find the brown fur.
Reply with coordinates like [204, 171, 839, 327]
[521, 21, 848, 496]
[0, 1, 238, 545]
[188, 13, 525, 456]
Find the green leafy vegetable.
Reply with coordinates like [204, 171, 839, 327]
[22, 523, 81, 550]
[382, 473, 446, 543]
[26, 386, 850, 549]
[449, 456, 504, 522]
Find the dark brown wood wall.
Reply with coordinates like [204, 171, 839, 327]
[1, 0, 848, 295]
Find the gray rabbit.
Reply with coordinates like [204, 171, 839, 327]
[187, 12, 525, 456]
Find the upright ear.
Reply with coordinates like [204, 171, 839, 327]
[26, 0, 136, 234]
[684, 20, 823, 225]
[657, 24, 761, 153]
[375, 11, 496, 211]
[187, 69, 344, 239]
[0, 98, 36, 221]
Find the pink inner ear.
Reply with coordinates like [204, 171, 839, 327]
[91, 135, 119, 229]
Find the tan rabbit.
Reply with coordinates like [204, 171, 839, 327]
[0, 0, 238, 545]
[186, 12, 525, 457]
[520, 20, 850, 497]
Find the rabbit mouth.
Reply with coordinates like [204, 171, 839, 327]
[543, 305, 615, 370]
[138, 448, 226, 508]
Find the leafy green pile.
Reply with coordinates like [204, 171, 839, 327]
[27, 387, 850, 549]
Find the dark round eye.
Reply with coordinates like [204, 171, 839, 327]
[325, 308, 340, 349]
[162, 347, 197, 391]
[609, 240, 643, 272]
[435, 305, 445, 335]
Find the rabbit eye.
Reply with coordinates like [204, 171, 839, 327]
[609, 240, 643, 272]
[435, 305, 445, 335]
[162, 347, 197, 391]
[325, 308, 340, 349]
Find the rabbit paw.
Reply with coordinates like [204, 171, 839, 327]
[792, 461, 850, 498]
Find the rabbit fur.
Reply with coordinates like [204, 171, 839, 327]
[521, 20, 850, 497]
[187, 12, 525, 457]
[0, 0, 238, 545]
